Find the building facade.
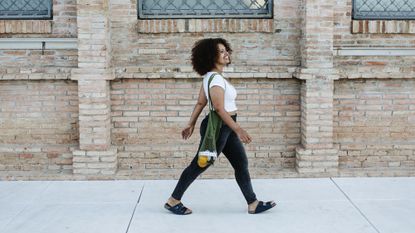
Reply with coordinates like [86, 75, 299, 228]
[0, 0, 414, 180]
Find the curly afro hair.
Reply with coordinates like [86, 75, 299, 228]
[191, 38, 232, 76]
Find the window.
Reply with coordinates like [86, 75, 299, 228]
[0, 0, 52, 20]
[138, 0, 272, 19]
[353, 0, 415, 20]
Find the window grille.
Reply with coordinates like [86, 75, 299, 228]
[353, 0, 415, 20]
[0, 0, 52, 20]
[138, 0, 272, 19]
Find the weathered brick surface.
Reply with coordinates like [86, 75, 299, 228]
[70, 0, 117, 176]
[77, 80, 112, 150]
[111, 78, 301, 179]
[334, 0, 415, 46]
[334, 79, 415, 169]
[137, 19, 274, 34]
[0, 0, 77, 81]
[294, 0, 339, 173]
[351, 20, 415, 34]
[333, 0, 415, 78]
[0, 50, 77, 80]
[0, 0, 415, 179]
[73, 146, 117, 175]
[110, 0, 301, 73]
[300, 0, 334, 69]
[0, 21, 52, 34]
[0, 80, 78, 174]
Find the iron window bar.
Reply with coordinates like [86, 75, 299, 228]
[0, 0, 52, 20]
[138, 0, 273, 19]
[353, 0, 415, 20]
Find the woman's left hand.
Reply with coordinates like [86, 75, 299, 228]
[182, 124, 195, 140]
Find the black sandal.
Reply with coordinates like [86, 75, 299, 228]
[164, 202, 192, 215]
[248, 201, 276, 214]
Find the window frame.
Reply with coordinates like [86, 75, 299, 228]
[0, 0, 53, 20]
[352, 0, 415, 20]
[137, 0, 273, 19]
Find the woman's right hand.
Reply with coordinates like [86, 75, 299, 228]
[235, 128, 252, 144]
[182, 124, 195, 140]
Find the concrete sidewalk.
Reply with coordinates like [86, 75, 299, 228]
[0, 177, 414, 233]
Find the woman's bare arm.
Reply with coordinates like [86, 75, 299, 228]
[182, 85, 207, 140]
[209, 86, 252, 144]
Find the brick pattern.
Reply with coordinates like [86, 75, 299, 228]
[334, 0, 415, 47]
[77, 2, 110, 70]
[110, 0, 301, 71]
[300, 0, 334, 68]
[0, 21, 52, 34]
[137, 19, 274, 34]
[0, 0, 77, 81]
[111, 78, 301, 179]
[77, 80, 112, 150]
[295, 0, 339, 174]
[72, 0, 116, 176]
[52, 0, 77, 36]
[295, 77, 339, 174]
[334, 79, 415, 169]
[0, 50, 77, 79]
[111, 33, 301, 74]
[299, 78, 335, 149]
[0, 80, 78, 174]
[73, 147, 117, 175]
[351, 20, 415, 34]
[1, 0, 415, 179]
[334, 56, 415, 79]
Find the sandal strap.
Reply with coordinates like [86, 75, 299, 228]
[166, 202, 189, 215]
[251, 201, 276, 214]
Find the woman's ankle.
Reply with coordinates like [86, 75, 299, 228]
[168, 197, 181, 205]
[248, 200, 259, 210]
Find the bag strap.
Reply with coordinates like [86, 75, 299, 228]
[207, 73, 216, 111]
[207, 73, 226, 111]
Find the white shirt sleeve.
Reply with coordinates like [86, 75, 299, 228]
[208, 74, 226, 90]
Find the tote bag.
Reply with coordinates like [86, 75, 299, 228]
[197, 73, 223, 168]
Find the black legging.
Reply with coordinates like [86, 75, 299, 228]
[171, 114, 257, 204]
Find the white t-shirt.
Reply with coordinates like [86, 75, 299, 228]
[203, 72, 237, 112]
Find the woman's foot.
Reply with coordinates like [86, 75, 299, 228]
[165, 197, 192, 215]
[248, 200, 276, 214]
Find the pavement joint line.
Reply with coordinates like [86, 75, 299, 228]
[125, 184, 144, 233]
[330, 177, 381, 233]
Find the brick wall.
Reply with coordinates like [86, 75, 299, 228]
[111, 0, 301, 78]
[333, 0, 415, 78]
[334, 79, 415, 170]
[334, 0, 415, 46]
[0, 0, 415, 179]
[0, 80, 79, 177]
[0, 0, 77, 81]
[0, 49, 77, 80]
[111, 78, 301, 179]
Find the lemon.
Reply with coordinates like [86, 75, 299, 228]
[197, 156, 208, 168]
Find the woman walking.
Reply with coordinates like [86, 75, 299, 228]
[165, 38, 276, 215]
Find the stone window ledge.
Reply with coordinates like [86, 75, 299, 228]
[335, 47, 415, 56]
[352, 20, 415, 34]
[137, 19, 274, 34]
[114, 72, 293, 80]
[0, 20, 52, 34]
[0, 38, 77, 50]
